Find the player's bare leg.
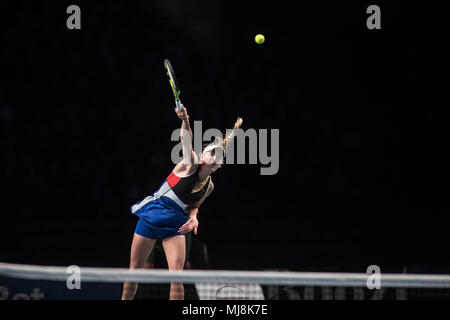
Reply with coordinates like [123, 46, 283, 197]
[162, 235, 186, 300]
[121, 233, 156, 300]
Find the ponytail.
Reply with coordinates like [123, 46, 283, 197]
[222, 117, 243, 149]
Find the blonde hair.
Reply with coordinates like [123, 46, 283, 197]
[203, 117, 243, 153]
[223, 117, 243, 149]
[203, 117, 243, 152]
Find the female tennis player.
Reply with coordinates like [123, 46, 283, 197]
[121, 104, 242, 300]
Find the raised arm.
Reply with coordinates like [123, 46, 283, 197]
[175, 104, 198, 165]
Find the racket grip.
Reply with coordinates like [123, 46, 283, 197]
[175, 99, 182, 111]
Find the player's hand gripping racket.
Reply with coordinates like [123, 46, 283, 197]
[164, 59, 182, 111]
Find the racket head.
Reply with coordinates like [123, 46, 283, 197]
[164, 59, 181, 100]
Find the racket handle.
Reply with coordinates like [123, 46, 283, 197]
[175, 99, 182, 112]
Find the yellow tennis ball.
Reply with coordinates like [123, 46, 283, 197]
[255, 34, 265, 44]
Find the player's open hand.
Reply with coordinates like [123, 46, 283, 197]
[178, 216, 198, 235]
[175, 104, 189, 121]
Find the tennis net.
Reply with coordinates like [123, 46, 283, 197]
[1, 262, 450, 300]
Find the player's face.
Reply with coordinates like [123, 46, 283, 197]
[201, 149, 224, 173]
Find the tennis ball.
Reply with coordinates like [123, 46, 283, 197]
[255, 34, 265, 44]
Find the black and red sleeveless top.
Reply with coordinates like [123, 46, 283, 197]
[166, 169, 210, 204]
[158, 168, 211, 209]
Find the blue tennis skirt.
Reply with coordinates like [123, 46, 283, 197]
[131, 196, 189, 240]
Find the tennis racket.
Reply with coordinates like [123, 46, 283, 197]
[164, 59, 182, 111]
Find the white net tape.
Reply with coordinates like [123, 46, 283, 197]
[1, 262, 450, 288]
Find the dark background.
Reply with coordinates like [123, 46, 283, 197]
[0, 0, 449, 273]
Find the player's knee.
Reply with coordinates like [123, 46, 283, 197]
[169, 258, 184, 270]
[129, 258, 145, 270]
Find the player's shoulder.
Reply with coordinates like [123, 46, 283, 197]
[173, 161, 199, 177]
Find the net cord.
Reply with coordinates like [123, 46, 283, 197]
[1, 262, 450, 288]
